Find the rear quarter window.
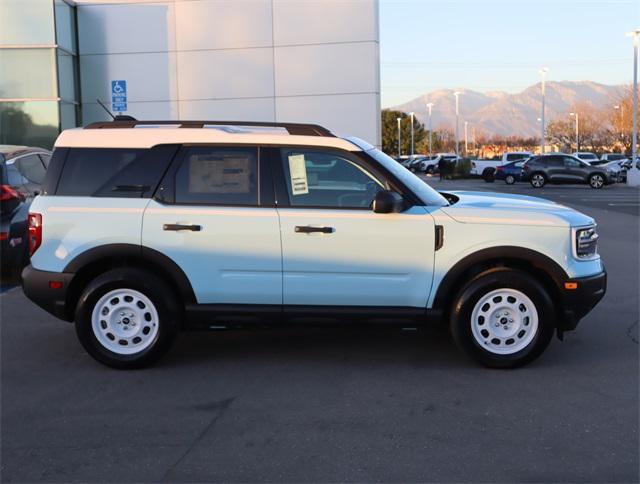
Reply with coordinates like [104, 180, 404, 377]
[54, 145, 179, 197]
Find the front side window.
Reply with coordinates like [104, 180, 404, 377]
[174, 146, 258, 205]
[279, 148, 385, 209]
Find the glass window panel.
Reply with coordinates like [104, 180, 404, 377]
[0, 0, 55, 45]
[17, 154, 47, 184]
[59, 102, 78, 130]
[54, 0, 77, 54]
[0, 101, 59, 149]
[57, 50, 77, 102]
[0, 49, 57, 99]
[175, 147, 258, 205]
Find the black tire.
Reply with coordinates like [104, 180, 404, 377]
[75, 267, 181, 369]
[505, 175, 516, 185]
[483, 168, 496, 183]
[589, 173, 605, 189]
[449, 268, 555, 369]
[426, 166, 434, 175]
[530, 172, 546, 188]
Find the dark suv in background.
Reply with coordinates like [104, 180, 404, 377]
[1, 146, 50, 279]
[522, 154, 612, 189]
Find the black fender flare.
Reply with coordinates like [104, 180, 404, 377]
[63, 243, 196, 304]
[432, 246, 569, 310]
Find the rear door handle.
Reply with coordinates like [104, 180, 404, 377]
[295, 226, 335, 234]
[163, 223, 202, 232]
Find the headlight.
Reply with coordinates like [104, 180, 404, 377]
[573, 226, 599, 259]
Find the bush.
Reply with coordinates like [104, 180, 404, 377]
[453, 158, 472, 178]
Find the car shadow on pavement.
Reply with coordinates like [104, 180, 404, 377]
[161, 325, 469, 369]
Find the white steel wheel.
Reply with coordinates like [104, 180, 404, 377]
[531, 174, 545, 188]
[589, 174, 604, 188]
[91, 288, 160, 355]
[470, 288, 539, 355]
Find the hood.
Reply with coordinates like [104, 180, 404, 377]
[440, 191, 595, 228]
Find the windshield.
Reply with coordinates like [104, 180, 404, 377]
[607, 154, 625, 160]
[366, 148, 449, 207]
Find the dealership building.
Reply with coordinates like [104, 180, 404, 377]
[0, 0, 381, 149]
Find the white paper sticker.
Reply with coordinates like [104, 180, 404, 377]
[288, 154, 309, 195]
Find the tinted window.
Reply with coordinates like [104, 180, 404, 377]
[17, 154, 46, 184]
[174, 146, 258, 205]
[38, 153, 51, 167]
[564, 157, 583, 168]
[5, 164, 26, 186]
[57, 148, 144, 196]
[280, 148, 385, 208]
[506, 154, 527, 161]
[544, 156, 563, 167]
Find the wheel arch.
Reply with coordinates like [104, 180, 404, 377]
[432, 246, 568, 316]
[63, 244, 196, 319]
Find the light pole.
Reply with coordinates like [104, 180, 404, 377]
[454, 91, 461, 157]
[396, 117, 401, 159]
[614, 104, 624, 145]
[570, 112, 579, 153]
[464, 121, 469, 157]
[426, 102, 434, 156]
[626, 29, 640, 186]
[409, 112, 415, 158]
[539, 67, 548, 154]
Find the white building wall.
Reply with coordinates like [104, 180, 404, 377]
[75, 0, 381, 145]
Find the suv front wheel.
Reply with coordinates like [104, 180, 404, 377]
[530, 173, 546, 188]
[75, 268, 181, 369]
[450, 268, 555, 368]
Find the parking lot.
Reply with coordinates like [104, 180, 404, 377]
[1, 179, 638, 482]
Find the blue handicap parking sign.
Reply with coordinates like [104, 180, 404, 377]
[111, 80, 127, 112]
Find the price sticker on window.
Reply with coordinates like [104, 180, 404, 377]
[288, 154, 309, 195]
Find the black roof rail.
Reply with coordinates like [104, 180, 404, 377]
[83, 120, 334, 137]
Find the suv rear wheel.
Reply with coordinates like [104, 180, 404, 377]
[450, 268, 555, 368]
[589, 173, 605, 189]
[530, 173, 546, 188]
[75, 268, 181, 369]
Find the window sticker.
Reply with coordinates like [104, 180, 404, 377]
[288, 154, 309, 195]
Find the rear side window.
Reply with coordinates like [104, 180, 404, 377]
[174, 146, 258, 205]
[55, 146, 179, 197]
[17, 155, 46, 184]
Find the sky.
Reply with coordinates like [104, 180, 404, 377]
[380, 0, 640, 107]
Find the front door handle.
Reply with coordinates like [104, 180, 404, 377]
[163, 223, 202, 232]
[295, 226, 335, 234]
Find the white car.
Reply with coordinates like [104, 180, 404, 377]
[471, 152, 532, 179]
[573, 152, 600, 164]
[22, 120, 606, 369]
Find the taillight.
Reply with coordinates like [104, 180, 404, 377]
[28, 213, 42, 256]
[496, 166, 504, 172]
[0, 184, 20, 201]
[523, 164, 530, 172]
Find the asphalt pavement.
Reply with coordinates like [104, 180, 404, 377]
[1, 179, 638, 482]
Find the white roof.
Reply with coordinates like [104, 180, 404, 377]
[55, 127, 361, 151]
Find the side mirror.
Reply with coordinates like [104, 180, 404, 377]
[373, 190, 404, 214]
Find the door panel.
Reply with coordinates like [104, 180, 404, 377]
[278, 206, 436, 307]
[143, 202, 282, 304]
[142, 145, 282, 305]
[273, 147, 436, 308]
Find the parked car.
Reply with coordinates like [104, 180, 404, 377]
[495, 160, 526, 184]
[522, 154, 612, 188]
[597, 153, 628, 166]
[573, 152, 599, 164]
[600, 159, 628, 182]
[1, 146, 51, 279]
[618, 157, 640, 183]
[471, 152, 532, 181]
[22, 120, 606, 369]
[416, 155, 440, 174]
